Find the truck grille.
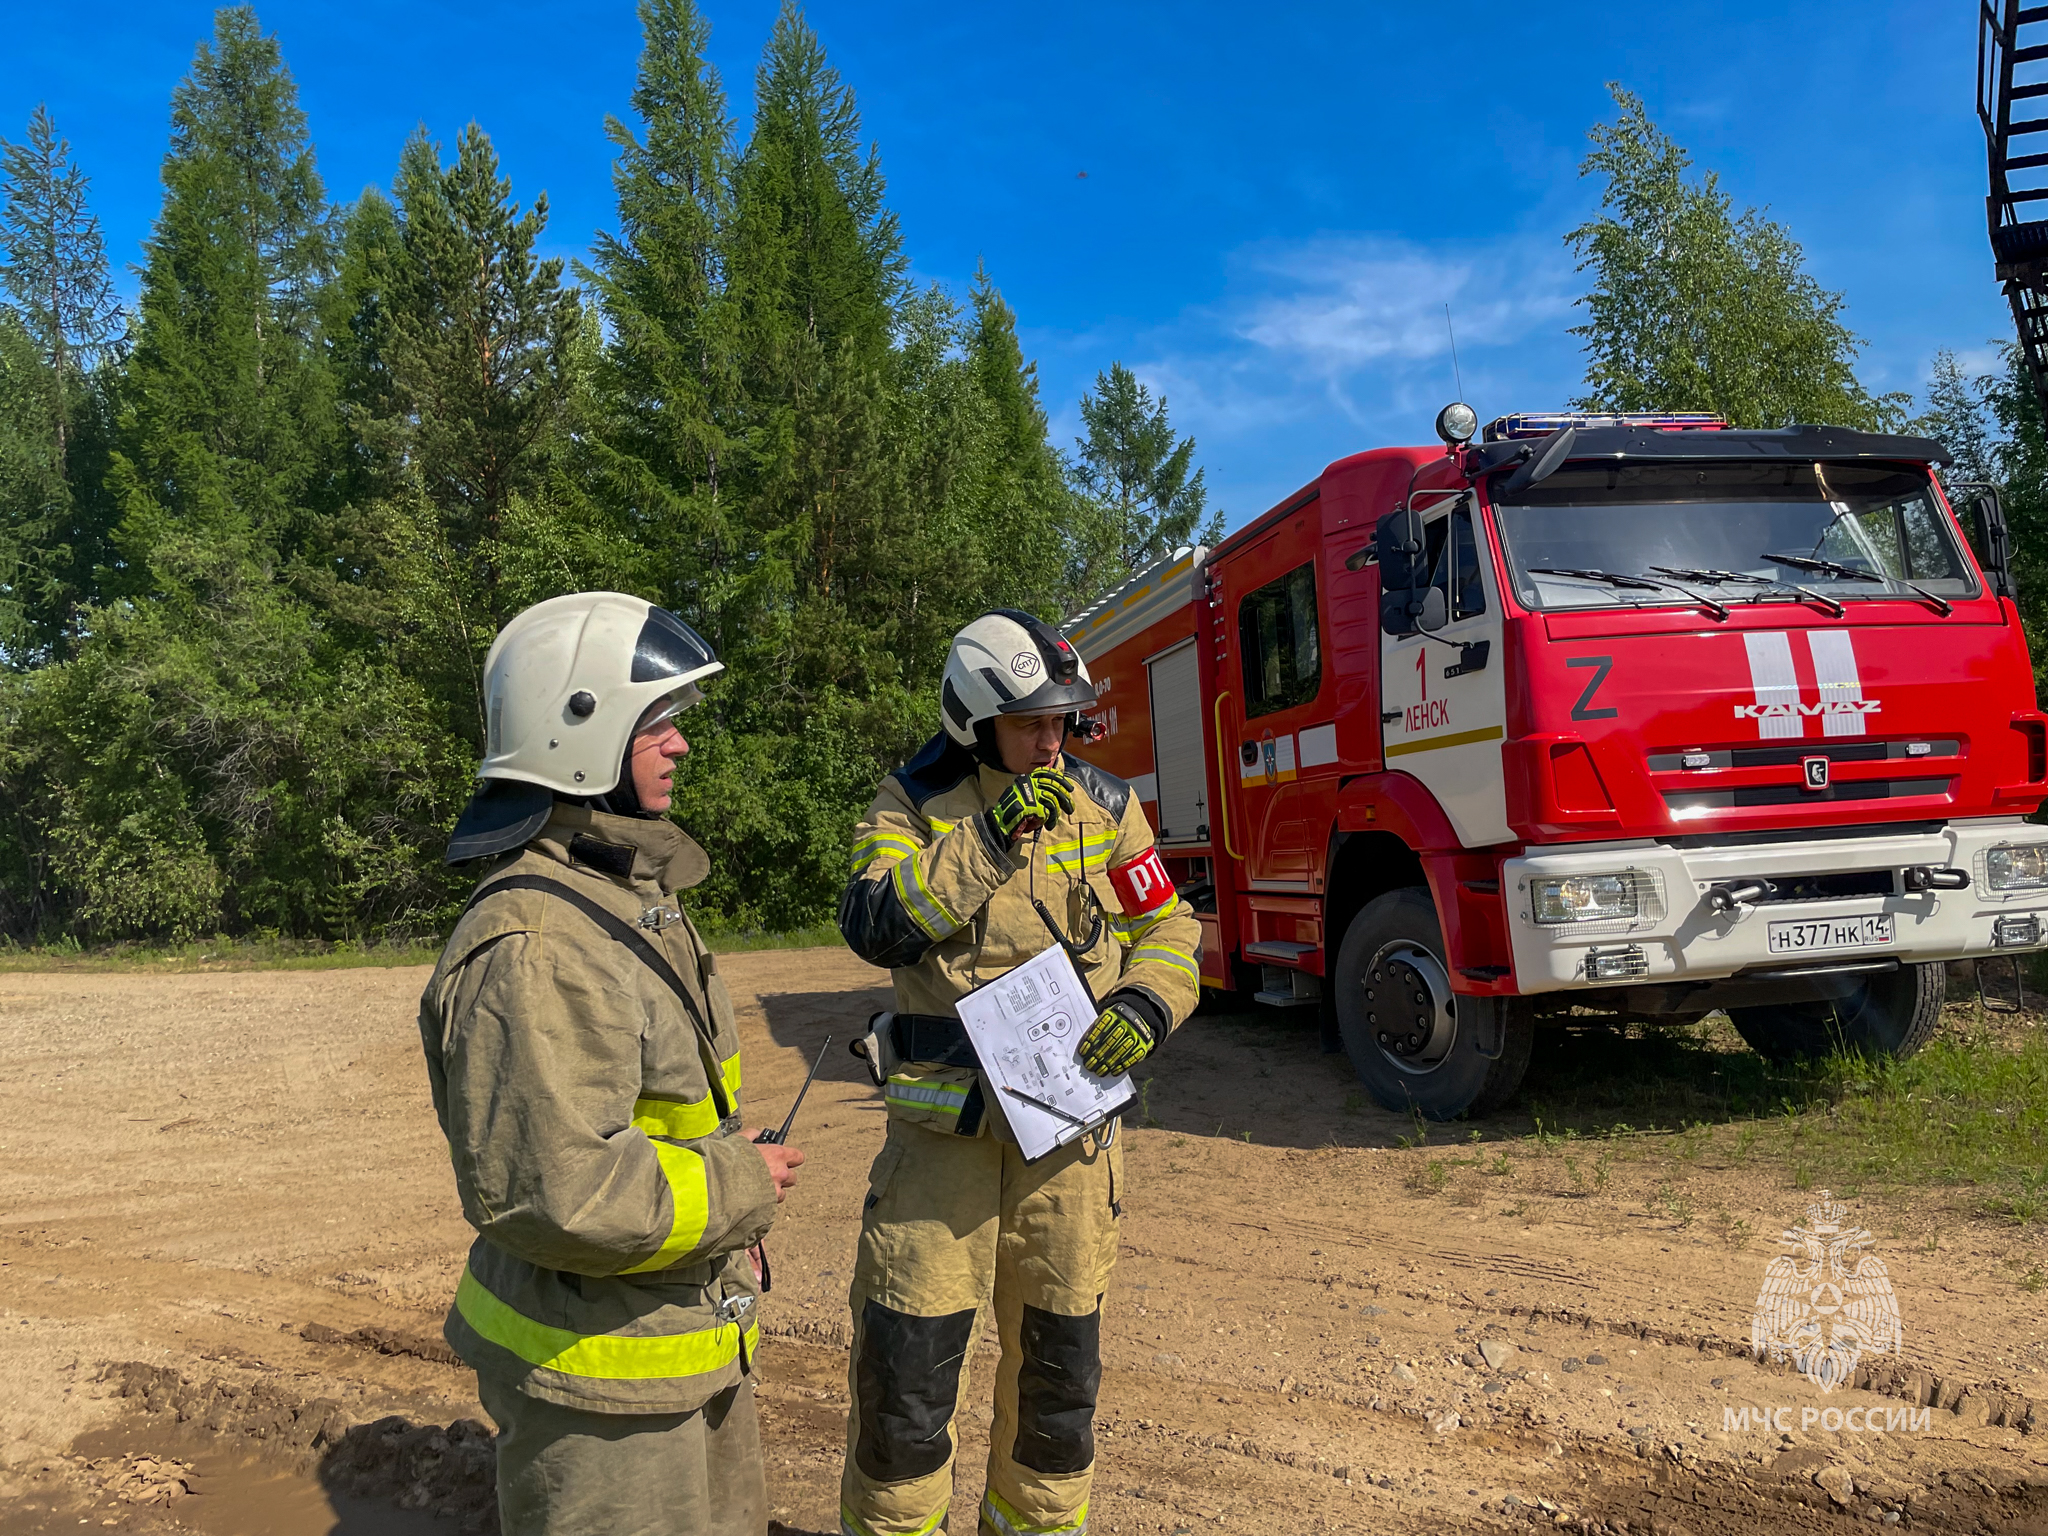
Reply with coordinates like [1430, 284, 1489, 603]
[1647, 740, 1960, 772]
[1665, 777, 1953, 811]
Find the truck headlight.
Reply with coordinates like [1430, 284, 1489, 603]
[1532, 873, 1639, 925]
[1987, 845, 2048, 892]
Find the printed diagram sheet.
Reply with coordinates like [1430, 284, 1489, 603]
[954, 944, 1134, 1161]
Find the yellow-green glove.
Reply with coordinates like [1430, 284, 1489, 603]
[988, 765, 1075, 842]
[1077, 997, 1155, 1076]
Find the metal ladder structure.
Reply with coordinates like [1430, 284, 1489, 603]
[1981, 0, 2048, 420]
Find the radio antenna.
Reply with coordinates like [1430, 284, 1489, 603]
[1444, 303, 1466, 401]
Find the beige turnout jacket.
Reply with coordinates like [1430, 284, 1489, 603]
[838, 735, 1203, 1136]
[419, 805, 776, 1413]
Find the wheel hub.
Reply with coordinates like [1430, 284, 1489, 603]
[1361, 940, 1455, 1071]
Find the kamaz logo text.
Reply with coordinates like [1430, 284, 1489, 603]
[1732, 700, 1882, 720]
[1740, 631, 1875, 741]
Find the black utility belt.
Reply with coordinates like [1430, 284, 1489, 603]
[889, 1012, 980, 1070]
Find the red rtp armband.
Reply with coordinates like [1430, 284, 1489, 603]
[1108, 847, 1174, 915]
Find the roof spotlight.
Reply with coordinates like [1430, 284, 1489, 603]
[1435, 401, 1479, 447]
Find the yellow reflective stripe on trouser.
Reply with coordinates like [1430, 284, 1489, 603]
[852, 832, 920, 873]
[980, 1489, 1087, 1536]
[884, 1076, 968, 1117]
[842, 1503, 948, 1536]
[630, 1052, 742, 1141]
[890, 852, 957, 940]
[1131, 943, 1200, 979]
[619, 1140, 711, 1273]
[454, 1267, 756, 1381]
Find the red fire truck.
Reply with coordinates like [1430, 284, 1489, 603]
[1063, 407, 2048, 1119]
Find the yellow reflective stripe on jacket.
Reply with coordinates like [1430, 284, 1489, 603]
[927, 817, 956, 834]
[630, 1050, 742, 1142]
[1131, 942, 1201, 979]
[843, 1503, 949, 1536]
[1046, 829, 1116, 875]
[851, 832, 920, 873]
[980, 1489, 1087, 1536]
[632, 1093, 721, 1141]
[454, 1266, 756, 1380]
[891, 850, 958, 940]
[884, 1076, 969, 1116]
[619, 1140, 711, 1273]
[1108, 899, 1185, 946]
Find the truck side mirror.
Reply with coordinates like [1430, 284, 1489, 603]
[1971, 487, 2018, 600]
[1375, 506, 1425, 588]
[1416, 586, 1448, 633]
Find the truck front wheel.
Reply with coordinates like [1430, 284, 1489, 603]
[1333, 887, 1533, 1120]
[1726, 961, 1945, 1064]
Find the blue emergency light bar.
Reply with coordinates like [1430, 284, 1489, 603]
[1482, 412, 1730, 442]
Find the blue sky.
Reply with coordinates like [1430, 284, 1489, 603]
[0, 0, 2010, 529]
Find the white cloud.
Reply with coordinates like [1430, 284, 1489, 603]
[1030, 229, 1591, 521]
[1233, 235, 1575, 375]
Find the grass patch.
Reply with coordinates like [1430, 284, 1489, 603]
[1521, 1006, 2048, 1223]
[694, 920, 844, 954]
[0, 919, 847, 972]
[0, 932, 446, 973]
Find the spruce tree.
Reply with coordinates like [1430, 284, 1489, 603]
[584, 0, 742, 627]
[108, 3, 336, 582]
[388, 124, 579, 564]
[0, 105, 121, 469]
[1072, 361, 1217, 578]
[364, 123, 582, 742]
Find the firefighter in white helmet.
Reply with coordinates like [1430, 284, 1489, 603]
[836, 608, 1203, 1536]
[417, 592, 805, 1536]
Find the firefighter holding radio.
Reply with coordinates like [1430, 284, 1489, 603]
[836, 609, 1203, 1536]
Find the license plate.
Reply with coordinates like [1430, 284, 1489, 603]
[1765, 914, 1895, 954]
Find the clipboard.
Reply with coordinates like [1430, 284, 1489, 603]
[953, 943, 1134, 1162]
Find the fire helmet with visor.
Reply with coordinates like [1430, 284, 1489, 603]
[940, 608, 1098, 766]
[445, 593, 722, 861]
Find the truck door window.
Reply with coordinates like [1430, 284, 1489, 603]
[1423, 502, 1487, 621]
[1238, 561, 1323, 718]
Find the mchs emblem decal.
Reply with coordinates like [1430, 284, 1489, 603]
[1750, 1191, 1901, 1392]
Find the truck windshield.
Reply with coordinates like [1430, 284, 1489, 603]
[1492, 462, 1978, 613]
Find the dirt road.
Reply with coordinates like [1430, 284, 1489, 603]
[5, 953, 2048, 1534]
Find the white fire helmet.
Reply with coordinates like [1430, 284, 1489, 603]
[941, 608, 1098, 750]
[479, 592, 722, 795]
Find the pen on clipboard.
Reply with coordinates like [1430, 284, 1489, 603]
[999, 1084, 1091, 1127]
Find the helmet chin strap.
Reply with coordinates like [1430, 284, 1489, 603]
[572, 739, 655, 819]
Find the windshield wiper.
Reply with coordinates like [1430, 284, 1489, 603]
[1648, 563, 1846, 617]
[1531, 566, 1728, 619]
[1650, 565, 1773, 587]
[1762, 552, 1953, 617]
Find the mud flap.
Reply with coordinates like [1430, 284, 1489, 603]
[1467, 996, 1505, 1061]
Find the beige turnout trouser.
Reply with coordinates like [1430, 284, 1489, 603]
[840, 1118, 1122, 1536]
[478, 1373, 763, 1536]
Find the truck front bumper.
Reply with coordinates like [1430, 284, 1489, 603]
[1502, 820, 2048, 995]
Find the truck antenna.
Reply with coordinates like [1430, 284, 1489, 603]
[1444, 303, 1466, 402]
